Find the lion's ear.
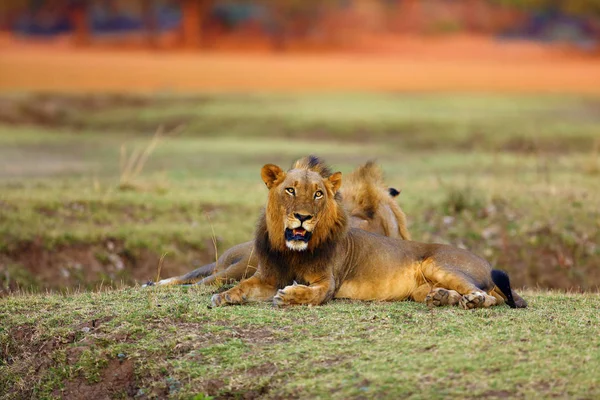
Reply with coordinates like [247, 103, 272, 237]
[328, 172, 342, 193]
[261, 164, 285, 189]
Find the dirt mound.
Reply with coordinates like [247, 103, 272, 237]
[0, 93, 149, 126]
[0, 93, 208, 129]
[0, 240, 214, 294]
[4, 316, 138, 399]
[60, 358, 137, 400]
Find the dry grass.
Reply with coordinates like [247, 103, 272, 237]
[584, 138, 600, 175]
[118, 125, 184, 191]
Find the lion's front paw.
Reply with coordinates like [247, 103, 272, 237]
[459, 292, 486, 310]
[211, 293, 225, 307]
[211, 291, 244, 307]
[425, 288, 462, 308]
[273, 288, 292, 307]
[272, 284, 310, 307]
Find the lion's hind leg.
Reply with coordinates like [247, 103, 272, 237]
[410, 284, 461, 308]
[211, 275, 277, 307]
[412, 284, 493, 309]
[458, 292, 498, 309]
[420, 255, 499, 309]
[425, 288, 462, 308]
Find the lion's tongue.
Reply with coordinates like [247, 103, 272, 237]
[293, 228, 306, 237]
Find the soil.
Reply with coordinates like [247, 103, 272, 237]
[1, 34, 599, 94]
[5, 315, 137, 399]
[0, 240, 215, 294]
[59, 359, 137, 400]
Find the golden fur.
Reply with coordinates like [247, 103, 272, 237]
[211, 157, 527, 309]
[343, 161, 410, 240]
[150, 157, 410, 286]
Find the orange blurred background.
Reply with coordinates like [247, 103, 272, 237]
[1, 0, 599, 93]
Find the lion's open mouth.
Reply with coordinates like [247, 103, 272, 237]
[285, 227, 312, 243]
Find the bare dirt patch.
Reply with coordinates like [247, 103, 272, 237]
[199, 374, 274, 400]
[0, 93, 208, 130]
[0, 240, 214, 293]
[232, 326, 282, 346]
[58, 358, 137, 400]
[421, 199, 600, 291]
[3, 314, 142, 399]
[480, 389, 514, 398]
[217, 384, 273, 400]
[0, 93, 148, 126]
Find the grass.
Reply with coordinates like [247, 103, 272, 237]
[0, 92, 599, 398]
[1, 115, 599, 291]
[1, 93, 600, 292]
[2, 93, 600, 152]
[1, 287, 599, 399]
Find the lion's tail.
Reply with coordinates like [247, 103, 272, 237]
[491, 269, 520, 308]
[143, 262, 216, 287]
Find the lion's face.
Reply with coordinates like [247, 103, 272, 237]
[261, 164, 343, 252]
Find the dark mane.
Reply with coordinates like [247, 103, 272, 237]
[254, 210, 344, 291]
[291, 155, 333, 178]
[256, 156, 348, 291]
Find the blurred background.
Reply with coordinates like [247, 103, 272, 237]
[1, 0, 599, 51]
[0, 1, 599, 294]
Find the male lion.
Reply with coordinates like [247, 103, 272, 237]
[211, 157, 527, 309]
[149, 157, 410, 286]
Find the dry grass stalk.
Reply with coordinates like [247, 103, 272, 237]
[205, 212, 219, 272]
[584, 138, 600, 175]
[155, 252, 169, 283]
[118, 124, 184, 190]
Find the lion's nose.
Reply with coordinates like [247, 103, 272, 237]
[294, 213, 313, 223]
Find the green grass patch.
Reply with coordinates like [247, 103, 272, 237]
[1, 288, 599, 399]
[2, 93, 600, 152]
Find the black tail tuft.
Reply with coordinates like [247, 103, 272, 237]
[388, 188, 401, 197]
[491, 269, 517, 308]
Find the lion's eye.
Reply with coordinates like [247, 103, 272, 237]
[314, 190, 323, 199]
[285, 187, 295, 196]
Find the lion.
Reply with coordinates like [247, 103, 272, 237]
[211, 156, 527, 309]
[148, 157, 410, 287]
